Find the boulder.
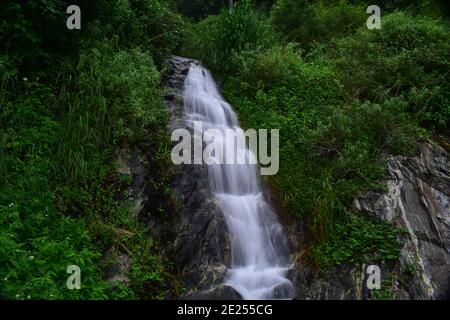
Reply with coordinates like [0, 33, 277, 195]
[185, 284, 243, 300]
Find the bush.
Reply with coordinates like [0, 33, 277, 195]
[314, 12, 450, 131]
[57, 39, 167, 184]
[0, 80, 111, 299]
[0, 0, 180, 299]
[221, 14, 432, 266]
[0, 40, 174, 298]
[0, 0, 81, 73]
[184, 0, 276, 74]
[271, 0, 366, 49]
[314, 213, 403, 269]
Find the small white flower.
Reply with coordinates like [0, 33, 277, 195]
[23, 77, 28, 81]
[27, 295, 31, 299]
[8, 202, 14, 208]
[28, 255, 34, 260]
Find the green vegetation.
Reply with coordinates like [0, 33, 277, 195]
[183, 0, 449, 267]
[314, 214, 404, 269]
[1, 0, 449, 299]
[372, 272, 396, 300]
[272, 0, 367, 49]
[1, 0, 182, 299]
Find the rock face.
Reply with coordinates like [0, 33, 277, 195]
[164, 56, 233, 298]
[292, 264, 364, 300]
[354, 142, 450, 299]
[105, 248, 132, 285]
[292, 142, 449, 300]
[105, 147, 150, 287]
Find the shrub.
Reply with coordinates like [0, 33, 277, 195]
[184, 0, 276, 74]
[0, 81, 111, 299]
[313, 213, 403, 269]
[221, 13, 432, 266]
[0, 0, 179, 299]
[271, 0, 366, 49]
[57, 39, 167, 184]
[315, 12, 450, 131]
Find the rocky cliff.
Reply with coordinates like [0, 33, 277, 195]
[163, 56, 241, 299]
[354, 142, 450, 299]
[293, 142, 450, 300]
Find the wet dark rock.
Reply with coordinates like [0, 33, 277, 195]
[185, 284, 243, 300]
[112, 147, 149, 221]
[164, 56, 233, 299]
[292, 264, 363, 300]
[106, 147, 150, 288]
[164, 92, 176, 101]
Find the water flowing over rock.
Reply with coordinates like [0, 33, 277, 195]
[163, 56, 449, 300]
[164, 56, 295, 299]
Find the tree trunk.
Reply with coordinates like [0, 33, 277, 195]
[228, 0, 234, 10]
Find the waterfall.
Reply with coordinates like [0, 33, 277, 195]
[183, 63, 295, 300]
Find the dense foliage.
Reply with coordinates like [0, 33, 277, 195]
[184, 0, 449, 267]
[1, 0, 182, 299]
[1, 0, 449, 299]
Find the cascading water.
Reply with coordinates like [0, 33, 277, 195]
[183, 63, 295, 300]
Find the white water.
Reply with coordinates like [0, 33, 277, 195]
[183, 63, 295, 300]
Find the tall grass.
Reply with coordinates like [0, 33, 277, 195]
[0, 37, 175, 299]
[57, 39, 167, 185]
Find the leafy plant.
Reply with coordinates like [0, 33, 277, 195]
[313, 213, 403, 269]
